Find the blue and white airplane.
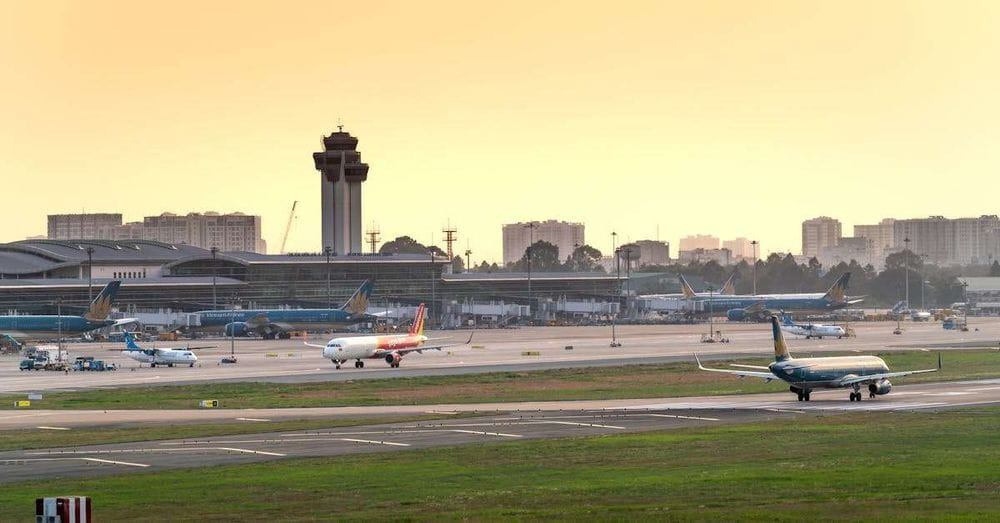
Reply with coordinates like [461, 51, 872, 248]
[121, 331, 199, 368]
[681, 272, 863, 321]
[189, 280, 375, 339]
[779, 313, 846, 339]
[0, 281, 130, 343]
[697, 315, 940, 402]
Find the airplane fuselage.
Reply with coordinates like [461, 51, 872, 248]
[693, 294, 846, 314]
[0, 315, 114, 341]
[124, 348, 198, 367]
[191, 309, 367, 332]
[769, 356, 889, 390]
[323, 334, 429, 361]
[780, 324, 846, 339]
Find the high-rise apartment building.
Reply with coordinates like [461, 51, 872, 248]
[894, 215, 1000, 266]
[502, 220, 584, 265]
[722, 237, 756, 260]
[47, 214, 122, 240]
[142, 212, 266, 253]
[679, 234, 720, 252]
[801, 217, 842, 257]
[633, 240, 670, 266]
[854, 218, 895, 268]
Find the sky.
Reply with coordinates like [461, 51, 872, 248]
[3, 1, 1000, 263]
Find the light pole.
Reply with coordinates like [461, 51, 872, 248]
[429, 249, 436, 329]
[85, 246, 95, 302]
[903, 237, 911, 311]
[524, 223, 535, 321]
[621, 246, 634, 319]
[210, 246, 219, 310]
[962, 281, 969, 326]
[230, 294, 237, 360]
[707, 285, 715, 339]
[750, 240, 758, 295]
[919, 253, 928, 310]
[324, 246, 332, 309]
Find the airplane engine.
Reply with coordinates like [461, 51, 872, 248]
[224, 322, 252, 337]
[726, 309, 747, 321]
[869, 379, 892, 395]
[385, 352, 402, 367]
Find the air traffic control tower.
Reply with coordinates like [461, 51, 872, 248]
[312, 127, 369, 254]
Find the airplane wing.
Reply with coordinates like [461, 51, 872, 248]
[303, 342, 326, 349]
[695, 354, 777, 382]
[113, 318, 140, 327]
[375, 332, 475, 357]
[729, 364, 770, 370]
[838, 355, 941, 386]
[744, 301, 768, 313]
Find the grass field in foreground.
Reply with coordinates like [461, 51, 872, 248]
[2, 349, 996, 411]
[1, 408, 998, 520]
[0, 414, 465, 452]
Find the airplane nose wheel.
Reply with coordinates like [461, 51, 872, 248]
[332, 359, 341, 369]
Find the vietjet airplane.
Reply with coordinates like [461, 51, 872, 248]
[119, 331, 202, 368]
[305, 304, 473, 369]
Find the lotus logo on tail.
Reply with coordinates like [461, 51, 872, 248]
[83, 281, 122, 322]
[340, 280, 374, 315]
[822, 273, 851, 304]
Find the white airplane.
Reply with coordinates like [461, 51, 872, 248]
[779, 313, 846, 339]
[305, 304, 472, 369]
[120, 331, 201, 367]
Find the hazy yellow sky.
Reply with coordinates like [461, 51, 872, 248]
[3, 1, 1000, 262]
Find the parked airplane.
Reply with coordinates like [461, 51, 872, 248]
[696, 315, 940, 401]
[780, 313, 846, 339]
[120, 331, 200, 368]
[304, 303, 472, 369]
[0, 281, 131, 343]
[189, 280, 374, 339]
[681, 272, 863, 321]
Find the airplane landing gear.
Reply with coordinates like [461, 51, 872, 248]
[332, 359, 341, 369]
[849, 385, 863, 401]
[795, 389, 811, 401]
[354, 360, 365, 369]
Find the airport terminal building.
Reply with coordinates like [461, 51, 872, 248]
[0, 240, 623, 318]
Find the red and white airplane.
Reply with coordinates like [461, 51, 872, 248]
[305, 304, 472, 369]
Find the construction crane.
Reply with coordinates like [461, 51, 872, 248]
[279, 201, 298, 254]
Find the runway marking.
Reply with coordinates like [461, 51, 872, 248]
[765, 409, 805, 414]
[643, 414, 721, 421]
[0, 457, 149, 468]
[36, 426, 71, 431]
[450, 429, 523, 438]
[216, 447, 286, 456]
[541, 421, 626, 430]
[82, 458, 151, 467]
[926, 392, 973, 396]
[963, 386, 1000, 392]
[235, 417, 271, 422]
[26, 447, 287, 457]
[339, 438, 410, 447]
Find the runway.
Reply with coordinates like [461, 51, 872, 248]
[3, 376, 999, 431]
[2, 319, 998, 394]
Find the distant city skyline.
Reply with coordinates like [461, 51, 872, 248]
[6, 3, 1000, 263]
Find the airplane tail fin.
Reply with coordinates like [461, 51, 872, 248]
[720, 271, 738, 295]
[409, 303, 426, 336]
[678, 274, 697, 299]
[123, 331, 141, 351]
[83, 280, 122, 322]
[770, 315, 791, 361]
[339, 279, 374, 315]
[889, 301, 907, 315]
[781, 312, 794, 326]
[822, 272, 851, 303]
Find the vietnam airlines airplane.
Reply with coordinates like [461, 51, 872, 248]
[0, 281, 132, 343]
[779, 313, 846, 339]
[120, 331, 200, 368]
[685, 272, 864, 321]
[305, 304, 473, 369]
[190, 280, 374, 339]
[696, 315, 940, 402]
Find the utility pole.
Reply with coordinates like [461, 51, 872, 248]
[750, 240, 758, 295]
[524, 223, 535, 321]
[85, 246, 95, 302]
[210, 247, 219, 310]
[366, 227, 380, 255]
[324, 246, 332, 308]
[903, 237, 911, 310]
[442, 224, 458, 260]
[430, 249, 436, 329]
